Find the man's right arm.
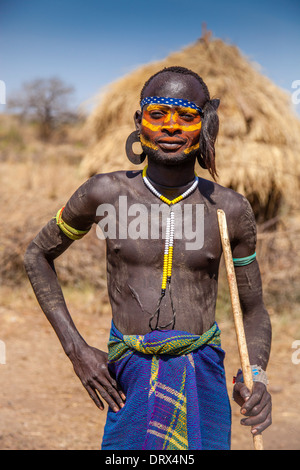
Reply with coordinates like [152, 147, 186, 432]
[24, 218, 86, 357]
[24, 177, 125, 412]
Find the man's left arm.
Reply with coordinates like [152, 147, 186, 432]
[230, 196, 272, 435]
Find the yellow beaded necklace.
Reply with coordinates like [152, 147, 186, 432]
[142, 165, 199, 330]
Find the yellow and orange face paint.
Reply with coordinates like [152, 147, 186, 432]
[142, 104, 202, 131]
[140, 104, 202, 155]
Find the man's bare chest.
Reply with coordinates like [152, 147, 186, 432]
[97, 195, 223, 271]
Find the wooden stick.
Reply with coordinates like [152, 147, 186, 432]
[217, 209, 264, 451]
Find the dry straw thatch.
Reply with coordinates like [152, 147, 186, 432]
[81, 37, 300, 222]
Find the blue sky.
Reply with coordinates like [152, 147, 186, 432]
[1, 0, 299, 115]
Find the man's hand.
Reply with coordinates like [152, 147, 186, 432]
[233, 381, 272, 435]
[69, 344, 126, 412]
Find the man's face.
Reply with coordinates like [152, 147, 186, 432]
[135, 72, 206, 165]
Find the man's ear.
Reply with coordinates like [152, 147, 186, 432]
[210, 99, 220, 111]
[134, 110, 142, 132]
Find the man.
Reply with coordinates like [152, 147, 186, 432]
[24, 66, 272, 450]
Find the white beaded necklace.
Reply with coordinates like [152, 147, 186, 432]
[142, 165, 199, 330]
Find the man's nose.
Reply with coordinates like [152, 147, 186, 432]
[162, 126, 181, 136]
[161, 112, 181, 134]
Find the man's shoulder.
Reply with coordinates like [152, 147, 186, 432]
[202, 178, 256, 241]
[88, 169, 141, 186]
[199, 177, 248, 208]
[82, 169, 141, 200]
[198, 177, 254, 232]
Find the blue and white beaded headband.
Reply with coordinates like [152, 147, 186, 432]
[140, 96, 203, 115]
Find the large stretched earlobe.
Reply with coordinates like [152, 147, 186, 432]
[125, 130, 146, 165]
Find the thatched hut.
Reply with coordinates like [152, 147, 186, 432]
[81, 37, 300, 223]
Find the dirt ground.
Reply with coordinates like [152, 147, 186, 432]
[0, 284, 299, 451]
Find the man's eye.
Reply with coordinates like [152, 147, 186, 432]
[179, 113, 195, 121]
[150, 111, 165, 119]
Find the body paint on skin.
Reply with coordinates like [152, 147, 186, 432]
[142, 118, 202, 132]
[140, 102, 202, 156]
[142, 104, 202, 132]
[140, 134, 158, 151]
[184, 142, 200, 154]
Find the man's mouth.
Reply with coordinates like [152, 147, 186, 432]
[156, 138, 186, 152]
